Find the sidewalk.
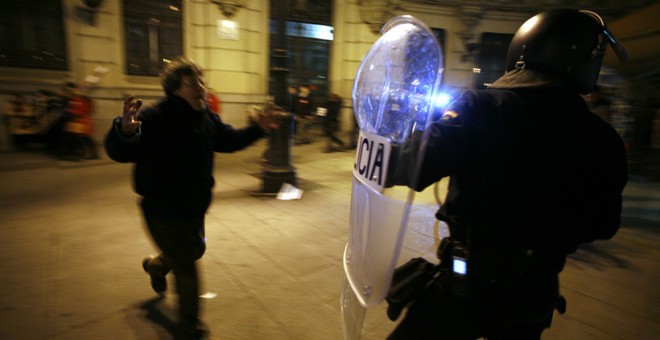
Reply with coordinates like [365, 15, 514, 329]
[0, 139, 658, 339]
[0, 148, 113, 172]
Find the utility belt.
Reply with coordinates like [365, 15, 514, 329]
[386, 237, 568, 322]
[437, 237, 567, 298]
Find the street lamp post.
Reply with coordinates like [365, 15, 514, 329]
[261, 0, 297, 193]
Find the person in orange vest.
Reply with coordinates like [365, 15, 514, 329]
[206, 87, 222, 115]
[62, 84, 98, 160]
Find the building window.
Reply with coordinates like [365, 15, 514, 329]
[269, 0, 334, 103]
[124, 0, 183, 76]
[0, 0, 67, 70]
[475, 33, 513, 89]
[284, 21, 332, 94]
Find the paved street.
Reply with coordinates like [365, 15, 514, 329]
[0, 138, 658, 340]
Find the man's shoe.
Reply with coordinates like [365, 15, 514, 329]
[142, 256, 167, 295]
[178, 318, 209, 339]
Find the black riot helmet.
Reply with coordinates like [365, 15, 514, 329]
[506, 9, 629, 94]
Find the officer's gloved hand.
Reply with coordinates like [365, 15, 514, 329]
[384, 130, 424, 189]
[384, 145, 401, 188]
[385, 257, 438, 321]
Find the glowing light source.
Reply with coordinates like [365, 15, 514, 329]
[434, 92, 452, 108]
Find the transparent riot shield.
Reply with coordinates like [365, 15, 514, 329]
[341, 15, 444, 340]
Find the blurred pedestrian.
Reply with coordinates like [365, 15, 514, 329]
[62, 85, 97, 160]
[293, 84, 314, 144]
[206, 87, 222, 115]
[322, 93, 345, 152]
[4, 94, 32, 149]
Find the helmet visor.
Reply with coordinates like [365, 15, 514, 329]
[580, 10, 630, 62]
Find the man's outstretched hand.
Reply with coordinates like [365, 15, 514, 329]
[121, 95, 142, 136]
[254, 104, 283, 131]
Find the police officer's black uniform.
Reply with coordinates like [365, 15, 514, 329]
[386, 9, 629, 339]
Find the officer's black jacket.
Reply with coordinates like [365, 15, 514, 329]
[105, 95, 265, 218]
[390, 69, 627, 260]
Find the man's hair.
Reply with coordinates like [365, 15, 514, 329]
[160, 56, 204, 95]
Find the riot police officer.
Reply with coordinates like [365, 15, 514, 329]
[386, 9, 629, 339]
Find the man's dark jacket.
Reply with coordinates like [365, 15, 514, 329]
[105, 95, 265, 218]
